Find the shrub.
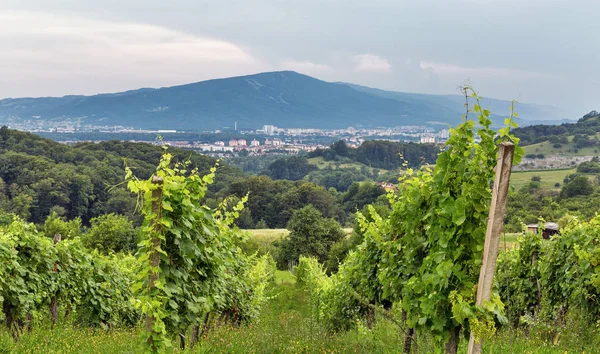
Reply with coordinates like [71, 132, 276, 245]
[82, 214, 137, 253]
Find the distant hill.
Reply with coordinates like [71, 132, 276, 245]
[341, 83, 567, 125]
[514, 110, 600, 146]
[0, 71, 564, 130]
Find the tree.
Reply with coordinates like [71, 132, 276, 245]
[560, 176, 594, 198]
[342, 182, 386, 213]
[83, 214, 137, 253]
[276, 205, 344, 268]
[331, 140, 349, 157]
[267, 156, 317, 181]
[576, 161, 600, 174]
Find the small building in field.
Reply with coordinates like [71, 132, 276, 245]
[526, 222, 559, 239]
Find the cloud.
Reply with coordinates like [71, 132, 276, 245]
[352, 54, 391, 73]
[278, 60, 331, 74]
[0, 11, 267, 97]
[419, 60, 552, 79]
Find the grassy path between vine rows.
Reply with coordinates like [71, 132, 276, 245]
[2, 270, 598, 353]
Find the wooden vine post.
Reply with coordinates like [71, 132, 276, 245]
[50, 233, 62, 325]
[467, 142, 514, 354]
[146, 176, 164, 350]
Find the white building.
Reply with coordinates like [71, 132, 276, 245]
[250, 139, 260, 146]
[214, 141, 225, 146]
[263, 125, 278, 135]
[420, 136, 435, 144]
[237, 139, 247, 146]
[198, 144, 234, 152]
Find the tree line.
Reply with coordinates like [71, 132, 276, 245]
[308, 139, 440, 169]
[0, 127, 387, 232]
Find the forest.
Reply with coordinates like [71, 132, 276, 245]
[0, 128, 390, 231]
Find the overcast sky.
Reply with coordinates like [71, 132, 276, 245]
[1, 0, 598, 116]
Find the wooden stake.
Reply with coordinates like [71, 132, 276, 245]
[146, 176, 164, 350]
[50, 233, 62, 326]
[468, 142, 514, 354]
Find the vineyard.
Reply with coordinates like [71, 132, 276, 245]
[1, 91, 599, 353]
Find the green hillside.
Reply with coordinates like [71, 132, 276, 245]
[515, 110, 600, 146]
[522, 133, 600, 156]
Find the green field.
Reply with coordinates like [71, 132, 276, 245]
[247, 228, 353, 242]
[522, 134, 600, 156]
[245, 228, 290, 243]
[307, 156, 389, 173]
[510, 168, 576, 190]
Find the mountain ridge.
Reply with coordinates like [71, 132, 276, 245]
[0, 71, 565, 130]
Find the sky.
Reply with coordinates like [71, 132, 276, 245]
[1, 0, 598, 117]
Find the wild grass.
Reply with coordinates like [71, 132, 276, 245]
[2, 272, 598, 353]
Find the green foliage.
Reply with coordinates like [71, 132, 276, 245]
[225, 176, 344, 229]
[127, 151, 271, 352]
[496, 232, 544, 325]
[43, 211, 82, 239]
[0, 128, 241, 225]
[576, 160, 600, 173]
[342, 182, 386, 213]
[2, 278, 600, 353]
[299, 89, 523, 352]
[277, 205, 345, 269]
[539, 216, 600, 320]
[0, 217, 136, 336]
[74, 252, 138, 328]
[295, 208, 390, 332]
[323, 239, 351, 275]
[309, 139, 440, 170]
[376, 90, 519, 349]
[514, 110, 600, 146]
[82, 214, 137, 254]
[497, 215, 600, 337]
[307, 168, 369, 192]
[267, 156, 318, 181]
[560, 175, 594, 198]
[0, 219, 56, 328]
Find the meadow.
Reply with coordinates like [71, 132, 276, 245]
[307, 156, 388, 173]
[509, 168, 576, 190]
[522, 134, 600, 156]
